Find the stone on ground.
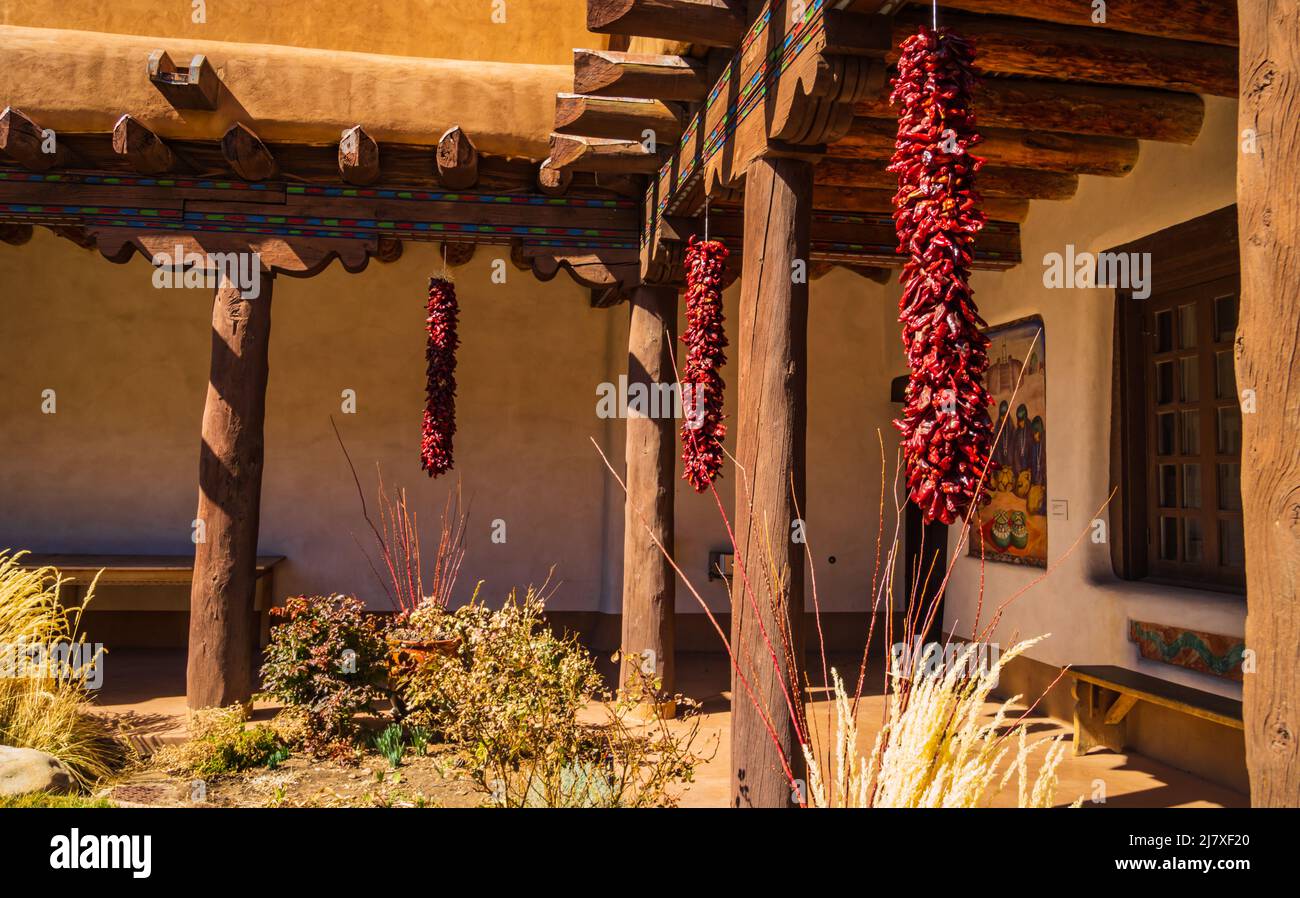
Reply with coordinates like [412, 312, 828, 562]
[0, 745, 74, 796]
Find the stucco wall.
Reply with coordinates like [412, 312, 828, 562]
[0, 234, 901, 621]
[942, 97, 1245, 700]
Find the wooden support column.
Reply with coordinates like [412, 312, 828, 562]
[732, 155, 812, 808]
[620, 284, 678, 702]
[186, 270, 274, 709]
[1238, 0, 1300, 807]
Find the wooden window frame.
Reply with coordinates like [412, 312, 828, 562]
[1110, 205, 1245, 596]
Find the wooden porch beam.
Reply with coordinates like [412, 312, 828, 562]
[436, 125, 478, 190]
[587, 0, 748, 48]
[1237, 0, 1300, 808]
[574, 49, 711, 102]
[111, 114, 176, 175]
[816, 158, 1079, 201]
[621, 283, 678, 703]
[555, 94, 682, 145]
[893, 8, 1237, 97]
[0, 171, 640, 248]
[733, 154, 811, 808]
[221, 122, 278, 181]
[812, 185, 1030, 223]
[935, 0, 1237, 47]
[549, 133, 660, 174]
[0, 223, 33, 245]
[856, 78, 1205, 145]
[833, 117, 1139, 178]
[439, 240, 477, 268]
[0, 106, 65, 171]
[658, 206, 1021, 271]
[537, 158, 574, 195]
[338, 125, 380, 186]
[187, 270, 274, 709]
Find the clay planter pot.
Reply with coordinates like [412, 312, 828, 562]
[387, 635, 460, 669]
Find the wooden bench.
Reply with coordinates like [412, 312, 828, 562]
[18, 554, 284, 647]
[1067, 664, 1243, 757]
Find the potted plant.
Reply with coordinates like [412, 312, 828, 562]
[387, 599, 461, 665]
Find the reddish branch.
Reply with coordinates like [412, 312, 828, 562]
[680, 236, 729, 492]
[889, 26, 996, 525]
[421, 277, 459, 477]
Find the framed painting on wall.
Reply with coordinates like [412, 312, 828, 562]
[970, 315, 1048, 567]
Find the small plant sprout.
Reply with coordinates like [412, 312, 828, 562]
[374, 724, 405, 769]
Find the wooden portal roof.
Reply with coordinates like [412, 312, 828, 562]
[0, 3, 1237, 296]
[0, 24, 647, 291]
[553, 0, 1235, 286]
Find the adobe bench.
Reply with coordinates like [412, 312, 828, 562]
[1067, 664, 1243, 757]
[18, 553, 284, 648]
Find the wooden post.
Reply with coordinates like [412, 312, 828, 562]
[1237, 0, 1300, 807]
[620, 284, 678, 702]
[732, 155, 811, 808]
[186, 270, 274, 709]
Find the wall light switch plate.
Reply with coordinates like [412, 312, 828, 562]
[1050, 499, 1069, 520]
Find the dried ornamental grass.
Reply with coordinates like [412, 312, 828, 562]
[803, 638, 1075, 808]
[0, 550, 117, 788]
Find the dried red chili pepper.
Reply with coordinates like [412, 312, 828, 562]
[888, 26, 996, 525]
[680, 236, 729, 492]
[421, 276, 458, 477]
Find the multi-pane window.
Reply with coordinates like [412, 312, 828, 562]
[1110, 205, 1244, 596]
[1144, 279, 1244, 590]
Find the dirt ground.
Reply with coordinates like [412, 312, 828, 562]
[101, 746, 490, 808]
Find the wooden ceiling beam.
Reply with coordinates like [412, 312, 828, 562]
[655, 206, 1021, 272]
[221, 122, 277, 181]
[839, 0, 909, 13]
[375, 235, 402, 264]
[5, 129, 627, 199]
[587, 0, 747, 49]
[111, 114, 176, 175]
[439, 241, 477, 267]
[0, 169, 640, 249]
[0, 223, 33, 245]
[555, 94, 682, 145]
[436, 125, 478, 190]
[537, 158, 574, 195]
[892, 8, 1236, 97]
[0, 107, 66, 171]
[549, 133, 660, 174]
[574, 49, 710, 102]
[816, 158, 1078, 201]
[935, 0, 1237, 47]
[812, 184, 1030, 223]
[638, 3, 893, 283]
[338, 125, 380, 186]
[834, 117, 1139, 177]
[855, 78, 1204, 145]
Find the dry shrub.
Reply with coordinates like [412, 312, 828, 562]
[0, 550, 119, 788]
[396, 586, 601, 761]
[511, 682, 711, 809]
[152, 705, 288, 777]
[395, 586, 708, 807]
[804, 638, 1074, 808]
[258, 594, 389, 755]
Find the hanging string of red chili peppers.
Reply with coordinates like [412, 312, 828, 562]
[421, 276, 458, 477]
[888, 26, 996, 525]
[680, 235, 729, 492]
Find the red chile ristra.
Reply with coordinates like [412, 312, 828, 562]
[421, 277, 459, 477]
[888, 27, 996, 525]
[680, 236, 729, 492]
